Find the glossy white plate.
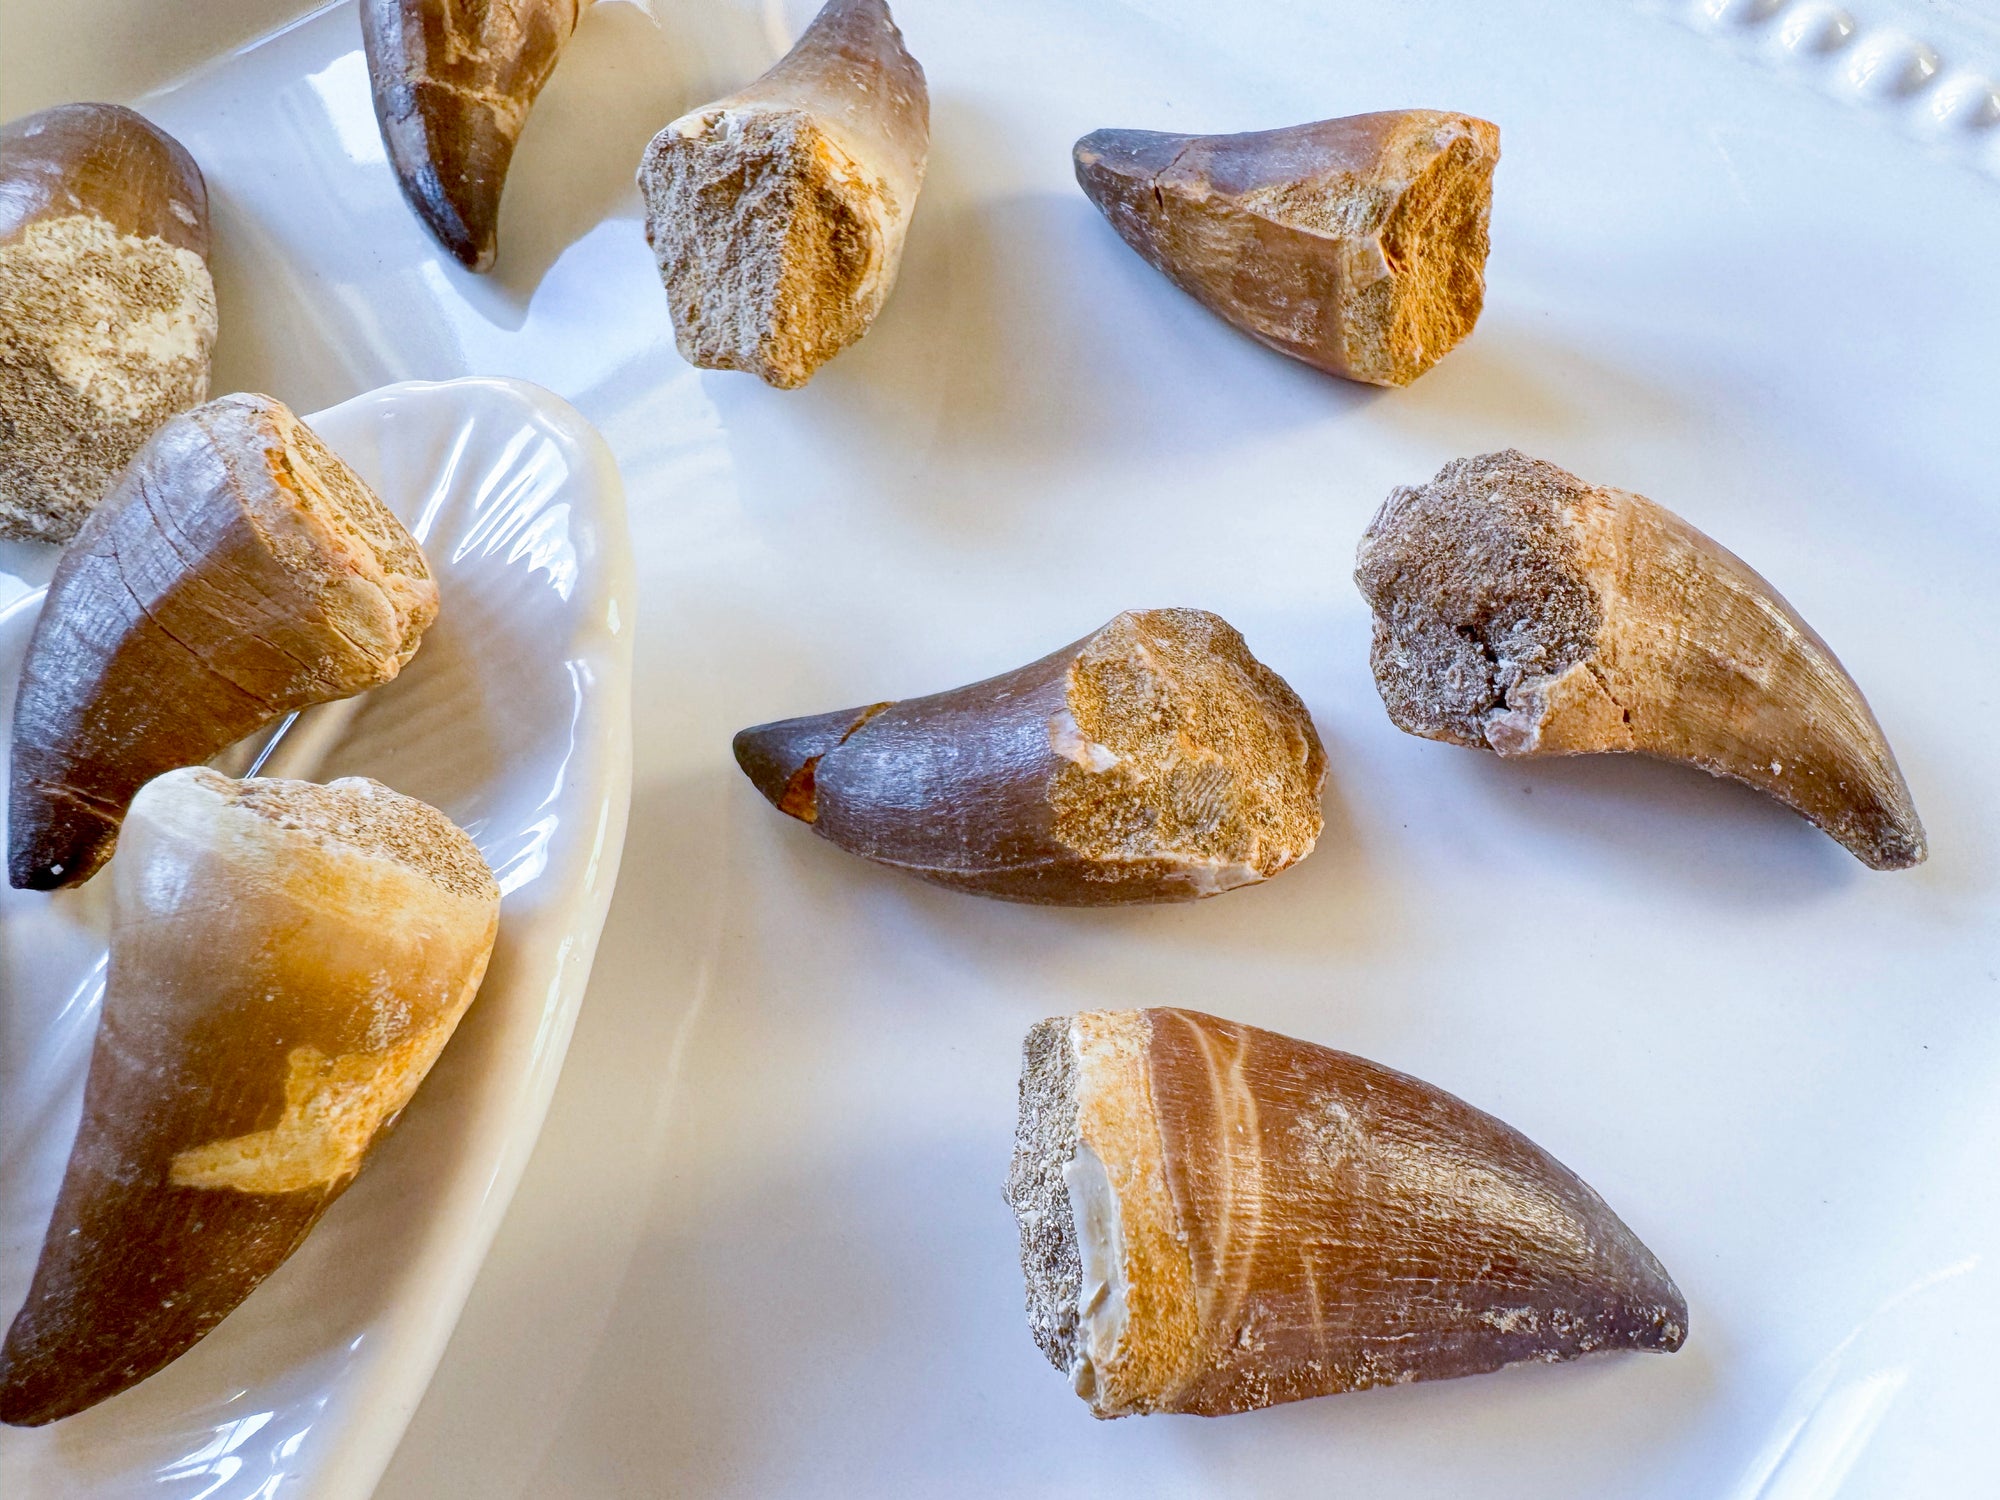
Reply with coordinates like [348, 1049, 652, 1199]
[7, 0, 2000, 1495]
[0, 378, 632, 1496]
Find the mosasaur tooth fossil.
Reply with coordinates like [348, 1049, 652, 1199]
[1074, 110, 1500, 387]
[1354, 449, 1925, 869]
[0, 768, 500, 1426]
[637, 0, 929, 389]
[1006, 1007, 1686, 1418]
[733, 608, 1325, 905]
[361, 0, 586, 270]
[9, 392, 436, 890]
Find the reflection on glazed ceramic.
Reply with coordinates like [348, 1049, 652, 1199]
[0, 378, 631, 1497]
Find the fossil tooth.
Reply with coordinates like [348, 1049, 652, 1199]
[637, 0, 929, 389]
[1355, 450, 1926, 869]
[732, 608, 1325, 905]
[0, 103, 217, 542]
[1006, 1008, 1686, 1418]
[9, 392, 437, 890]
[1074, 110, 1499, 387]
[361, 0, 585, 271]
[0, 768, 500, 1426]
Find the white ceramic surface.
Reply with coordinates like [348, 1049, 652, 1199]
[0, 378, 633, 1496]
[5, 0, 2000, 1495]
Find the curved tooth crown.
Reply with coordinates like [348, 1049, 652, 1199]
[361, 0, 585, 271]
[1354, 450, 1926, 869]
[8, 393, 438, 890]
[1006, 1008, 1686, 1419]
[637, 0, 930, 389]
[0, 768, 499, 1427]
[732, 608, 1326, 905]
[0, 103, 216, 542]
[1073, 110, 1499, 387]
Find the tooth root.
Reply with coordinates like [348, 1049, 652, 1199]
[732, 609, 1326, 906]
[0, 769, 500, 1426]
[1073, 110, 1500, 387]
[637, 0, 929, 389]
[1006, 1009, 1686, 1419]
[8, 394, 438, 889]
[1, 104, 217, 542]
[361, 0, 585, 271]
[1355, 450, 1926, 870]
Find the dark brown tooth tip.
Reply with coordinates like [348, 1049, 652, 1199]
[361, 0, 584, 272]
[8, 394, 436, 888]
[1074, 110, 1499, 386]
[1005, 1008, 1686, 1418]
[732, 610, 1326, 905]
[1354, 450, 1926, 869]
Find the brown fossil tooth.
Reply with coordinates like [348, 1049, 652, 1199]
[1006, 1008, 1686, 1418]
[1074, 110, 1499, 387]
[0, 768, 500, 1426]
[0, 103, 217, 542]
[732, 609, 1325, 905]
[1354, 450, 1926, 869]
[637, 0, 929, 389]
[9, 393, 437, 890]
[361, 0, 585, 271]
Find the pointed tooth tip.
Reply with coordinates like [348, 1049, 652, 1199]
[732, 711, 849, 821]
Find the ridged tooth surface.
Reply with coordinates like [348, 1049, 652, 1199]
[1007, 1008, 1686, 1419]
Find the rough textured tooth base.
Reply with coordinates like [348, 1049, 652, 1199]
[0, 769, 500, 1427]
[360, 0, 585, 271]
[1073, 110, 1499, 387]
[1006, 1008, 1688, 1419]
[731, 608, 1326, 905]
[0, 104, 216, 542]
[1354, 449, 1926, 869]
[637, 0, 929, 389]
[8, 393, 437, 890]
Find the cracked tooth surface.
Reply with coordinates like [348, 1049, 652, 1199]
[1005, 1008, 1686, 1418]
[361, 0, 585, 270]
[1354, 449, 1925, 869]
[732, 608, 1325, 905]
[0, 768, 498, 1426]
[1074, 110, 1499, 386]
[637, 0, 929, 389]
[8, 394, 437, 889]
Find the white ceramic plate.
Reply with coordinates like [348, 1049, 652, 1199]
[0, 378, 632, 1496]
[6, 0, 2000, 1496]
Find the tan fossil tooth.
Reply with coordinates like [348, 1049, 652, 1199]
[0, 102, 217, 542]
[9, 392, 437, 890]
[361, 0, 585, 271]
[733, 609, 1325, 905]
[637, 0, 929, 389]
[0, 768, 500, 1426]
[1073, 110, 1499, 387]
[1354, 450, 1926, 869]
[1006, 1008, 1686, 1418]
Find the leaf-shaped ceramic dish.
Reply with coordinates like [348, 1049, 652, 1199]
[0, 377, 632, 1495]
